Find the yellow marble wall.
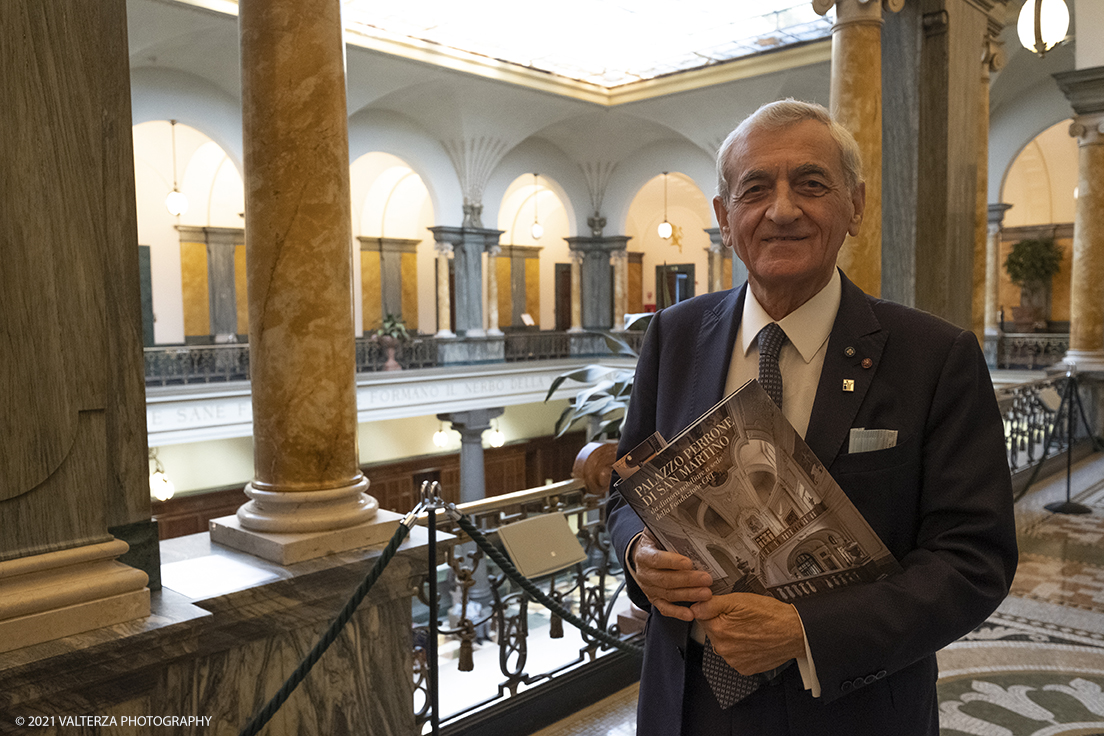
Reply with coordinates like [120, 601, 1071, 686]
[496, 255, 511, 329]
[401, 252, 418, 331]
[180, 241, 210, 337]
[723, 257, 733, 291]
[628, 259, 643, 314]
[235, 244, 249, 335]
[998, 229, 1073, 324]
[525, 257, 540, 325]
[361, 251, 381, 333]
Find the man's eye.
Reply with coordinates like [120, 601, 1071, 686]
[799, 180, 827, 192]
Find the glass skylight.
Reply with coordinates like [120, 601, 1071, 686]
[341, 1, 834, 88]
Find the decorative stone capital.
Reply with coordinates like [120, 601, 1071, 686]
[566, 235, 632, 254]
[987, 203, 1013, 234]
[462, 199, 483, 229]
[1069, 113, 1104, 146]
[434, 240, 454, 257]
[587, 211, 607, 237]
[813, 0, 902, 19]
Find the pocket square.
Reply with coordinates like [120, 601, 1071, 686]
[849, 428, 898, 454]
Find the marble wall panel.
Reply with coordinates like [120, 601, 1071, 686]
[401, 252, 418, 331]
[628, 258, 643, 314]
[362, 250, 382, 333]
[180, 241, 211, 338]
[497, 254, 511, 328]
[525, 258, 540, 325]
[234, 244, 249, 335]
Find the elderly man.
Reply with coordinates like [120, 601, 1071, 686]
[607, 100, 1017, 735]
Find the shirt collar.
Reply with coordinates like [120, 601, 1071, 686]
[740, 269, 842, 364]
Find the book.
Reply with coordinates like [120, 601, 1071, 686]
[614, 380, 901, 601]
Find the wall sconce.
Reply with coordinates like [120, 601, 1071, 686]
[149, 448, 175, 502]
[487, 421, 505, 448]
[530, 173, 544, 240]
[1017, 0, 1069, 56]
[164, 119, 189, 217]
[657, 172, 673, 240]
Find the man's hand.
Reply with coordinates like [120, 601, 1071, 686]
[691, 594, 806, 675]
[631, 531, 713, 621]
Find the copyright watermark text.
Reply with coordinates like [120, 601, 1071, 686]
[12, 715, 212, 727]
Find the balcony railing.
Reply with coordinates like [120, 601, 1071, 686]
[997, 332, 1069, 370]
[411, 478, 640, 733]
[144, 331, 646, 387]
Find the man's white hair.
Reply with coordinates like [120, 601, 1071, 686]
[715, 99, 864, 202]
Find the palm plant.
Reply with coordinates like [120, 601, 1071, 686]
[544, 314, 652, 441]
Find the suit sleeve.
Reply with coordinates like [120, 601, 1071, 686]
[607, 310, 664, 612]
[793, 330, 1018, 704]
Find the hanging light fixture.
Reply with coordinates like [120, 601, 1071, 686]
[657, 172, 673, 240]
[164, 120, 189, 217]
[530, 173, 544, 240]
[1017, 0, 1069, 56]
[433, 422, 451, 448]
[487, 420, 505, 448]
[148, 448, 175, 502]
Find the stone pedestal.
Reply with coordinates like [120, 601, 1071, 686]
[1055, 68, 1104, 370]
[214, 0, 388, 563]
[430, 225, 504, 337]
[566, 236, 631, 330]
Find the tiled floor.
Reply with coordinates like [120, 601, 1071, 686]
[533, 451, 1104, 736]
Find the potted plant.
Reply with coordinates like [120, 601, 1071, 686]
[1004, 238, 1062, 333]
[372, 313, 410, 371]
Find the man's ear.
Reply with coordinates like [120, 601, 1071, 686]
[848, 182, 866, 237]
[712, 196, 731, 245]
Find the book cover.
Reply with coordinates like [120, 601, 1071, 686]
[615, 380, 901, 601]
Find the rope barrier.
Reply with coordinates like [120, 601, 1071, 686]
[238, 492, 641, 735]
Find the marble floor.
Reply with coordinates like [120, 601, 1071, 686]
[532, 451, 1104, 736]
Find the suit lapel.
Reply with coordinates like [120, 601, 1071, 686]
[687, 286, 745, 425]
[805, 273, 886, 468]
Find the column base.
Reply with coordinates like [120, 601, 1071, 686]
[1063, 349, 1104, 373]
[0, 539, 150, 655]
[435, 329, 456, 338]
[486, 328, 504, 336]
[235, 474, 377, 533]
[209, 509, 403, 565]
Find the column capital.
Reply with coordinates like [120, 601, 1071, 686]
[1054, 66, 1104, 116]
[439, 408, 504, 436]
[987, 203, 1013, 232]
[566, 235, 632, 254]
[1068, 113, 1104, 145]
[813, 0, 902, 21]
[704, 227, 725, 250]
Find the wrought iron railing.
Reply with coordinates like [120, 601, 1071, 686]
[145, 331, 646, 385]
[411, 479, 637, 731]
[997, 333, 1069, 370]
[996, 376, 1065, 474]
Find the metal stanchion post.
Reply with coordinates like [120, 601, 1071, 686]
[421, 481, 442, 736]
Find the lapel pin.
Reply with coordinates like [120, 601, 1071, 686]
[844, 346, 856, 358]
[862, 358, 873, 369]
[843, 379, 855, 392]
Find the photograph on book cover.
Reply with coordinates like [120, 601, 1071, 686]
[617, 381, 900, 602]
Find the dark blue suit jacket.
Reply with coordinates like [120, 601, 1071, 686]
[608, 272, 1018, 736]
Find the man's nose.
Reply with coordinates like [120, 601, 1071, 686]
[766, 184, 801, 223]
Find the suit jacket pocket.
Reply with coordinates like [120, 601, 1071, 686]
[832, 435, 916, 475]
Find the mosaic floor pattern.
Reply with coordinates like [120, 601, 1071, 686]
[534, 452, 1104, 736]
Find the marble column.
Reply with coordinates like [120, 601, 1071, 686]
[816, 0, 901, 297]
[985, 204, 1013, 366]
[211, 0, 397, 564]
[438, 408, 504, 608]
[611, 248, 629, 330]
[973, 22, 1007, 347]
[566, 235, 631, 330]
[708, 241, 724, 293]
[435, 241, 455, 337]
[706, 227, 747, 289]
[569, 251, 584, 333]
[1, 0, 151, 651]
[1055, 68, 1104, 370]
[429, 225, 504, 337]
[486, 244, 503, 336]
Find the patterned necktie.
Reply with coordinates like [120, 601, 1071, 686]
[699, 322, 790, 709]
[757, 322, 787, 409]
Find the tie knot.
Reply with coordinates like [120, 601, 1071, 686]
[758, 322, 787, 359]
